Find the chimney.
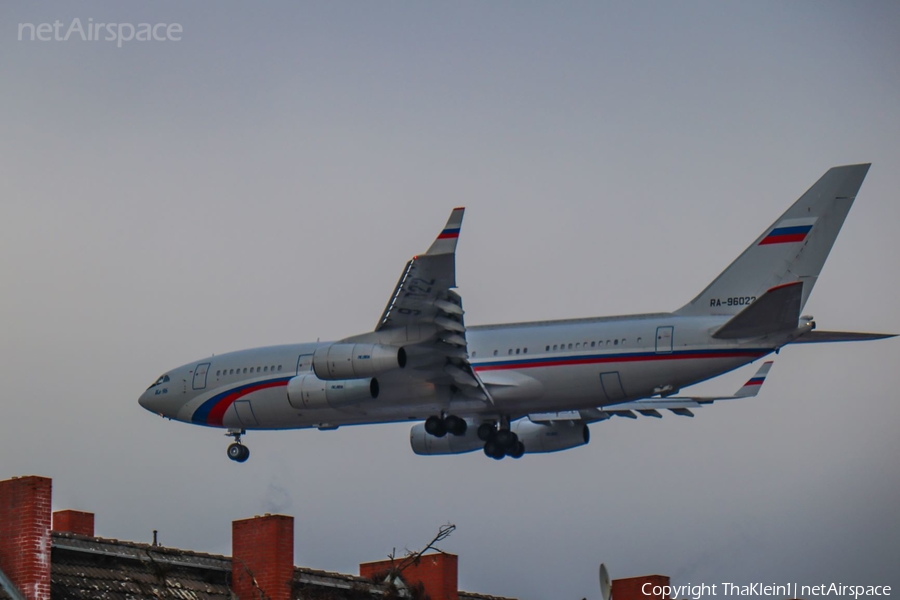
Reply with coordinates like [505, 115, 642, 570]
[232, 514, 294, 600]
[612, 575, 671, 600]
[52, 510, 95, 537]
[360, 552, 459, 600]
[0, 476, 52, 600]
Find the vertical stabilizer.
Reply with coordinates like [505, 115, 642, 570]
[676, 164, 870, 316]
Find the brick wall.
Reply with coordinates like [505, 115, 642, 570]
[0, 476, 52, 600]
[232, 514, 294, 600]
[361, 552, 458, 600]
[52, 510, 95, 537]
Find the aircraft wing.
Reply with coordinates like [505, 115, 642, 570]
[529, 361, 774, 423]
[357, 208, 492, 401]
[376, 207, 465, 333]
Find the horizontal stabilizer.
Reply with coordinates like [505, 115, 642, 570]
[713, 282, 802, 339]
[789, 330, 897, 344]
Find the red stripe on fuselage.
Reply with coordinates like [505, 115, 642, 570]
[207, 380, 288, 427]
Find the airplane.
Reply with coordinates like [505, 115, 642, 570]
[139, 163, 894, 462]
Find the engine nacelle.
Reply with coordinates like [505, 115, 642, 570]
[312, 343, 406, 380]
[286, 372, 378, 410]
[512, 419, 590, 453]
[409, 421, 483, 456]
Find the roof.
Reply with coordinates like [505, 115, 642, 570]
[51, 532, 232, 600]
[50, 532, 513, 600]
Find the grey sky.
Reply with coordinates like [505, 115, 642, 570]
[2, 2, 899, 598]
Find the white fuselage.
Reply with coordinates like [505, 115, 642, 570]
[138, 312, 777, 431]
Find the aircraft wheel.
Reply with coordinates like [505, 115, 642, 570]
[228, 443, 249, 462]
[444, 415, 467, 436]
[424, 415, 447, 438]
[476, 422, 495, 442]
[508, 441, 525, 459]
[483, 439, 505, 460]
[494, 429, 517, 450]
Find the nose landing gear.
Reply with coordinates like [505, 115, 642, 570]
[225, 429, 250, 463]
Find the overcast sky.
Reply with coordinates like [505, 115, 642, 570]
[2, 2, 899, 599]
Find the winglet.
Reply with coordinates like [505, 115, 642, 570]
[734, 361, 774, 397]
[426, 207, 465, 256]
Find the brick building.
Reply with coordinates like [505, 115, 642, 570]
[0, 474, 668, 600]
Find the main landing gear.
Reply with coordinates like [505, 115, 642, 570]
[424, 414, 467, 437]
[424, 413, 524, 460]
[478, 420, 524, 460]
[226, 429, 249, 463]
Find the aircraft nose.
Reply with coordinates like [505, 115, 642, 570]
[139, 390, 161, 414]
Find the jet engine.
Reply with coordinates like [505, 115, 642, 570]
[512, 419, 590, 453]
[286, 372, 378, 410]
[312, 343, 406, 380]
[410, 421, 483, 455]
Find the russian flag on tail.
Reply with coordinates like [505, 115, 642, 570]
[759, 217, 817, 245]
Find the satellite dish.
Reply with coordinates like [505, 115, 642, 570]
[599, 563, 612, 600]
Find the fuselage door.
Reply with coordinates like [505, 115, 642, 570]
[192, 362, 210, 390]
[296, 354, 314, 374]
[655, 326, 674, 354]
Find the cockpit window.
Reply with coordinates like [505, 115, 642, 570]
[147, 374, 170, 390]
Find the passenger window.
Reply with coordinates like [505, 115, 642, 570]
[264, 366, 268, 372]
[523, 348, 528, 354]
[553, 344, 558, 351]
[545, 345, 550, 351]
[472, 351, 477, 357]
[250, 367, 255, 373]
[243, 368, 247, 373]
[216, 370, 220, 376]
[591, 341, 596, 347]
[637, 337, 642, 343]
[515, 348, 520, 355]
[278, 365, 282, 371]
[614, 340, 618, 345]
[568, 343, 573, 350]
[508, 349, 513, 355]
[493, 350, 498, 356]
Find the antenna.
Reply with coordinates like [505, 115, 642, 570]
[599, 563, 612, 600]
